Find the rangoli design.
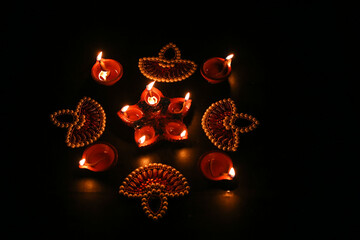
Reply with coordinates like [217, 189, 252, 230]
[201, 98, 259, 151]
[50, 97, 106, 148]
[138, 42, 197, 82]
[119, 163, 190, 220]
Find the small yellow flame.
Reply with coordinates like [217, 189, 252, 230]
[139, 135, 146, 144]
[225, 54, 234, 67]
[229, 167, 235, 178]
[184, 92, 190, 101]
[79, 158, 86, 166]
[121, 105, 129, 113]
[226, 54, 234, 60]
[97, 51, 103, 61]
[146, 81, 156, 91]
[180, 130, 187, 138]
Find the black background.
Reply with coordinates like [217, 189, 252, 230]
[4, 2, 356, 239]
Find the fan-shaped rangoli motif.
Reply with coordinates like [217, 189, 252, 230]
[119, 163, 190, 220]
[201, 98, 259, 151]
[138, 42, 197, 83]
[50, 97, 106, 148]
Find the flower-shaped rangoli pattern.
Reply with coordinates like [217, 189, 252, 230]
[117, 85, 191, 147]
[201, 98, 259, 151]
[119, 163, 190, 220]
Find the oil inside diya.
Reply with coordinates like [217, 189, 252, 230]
[91, 58, 123, 86]
[79, 143, 118, 172]
[134, 125, 159, 147]
[167, 98, 192, 115]
[118, 105, 144, 124]
[201, 56, 232, 84]
[140, 86, 164, 106]
[199, 151, 235, 181]
[163, 120, 188, 141]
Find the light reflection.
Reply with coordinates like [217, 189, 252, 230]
[215, 190, 241, 212]
[224, 190, 233, 198]
[74, 178, 102, 193]
[98, 70, 108, 81]
[147, 96, 159, 105]
[228, 71, 240, 92]
[135, 154, 161, 167]
[186, 111, 202, 136]
[175, 148, 195, 168]
[138, 156, 151, 166]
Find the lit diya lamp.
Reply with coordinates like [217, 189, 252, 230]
[167, 92, 191, 115]
[140, 81, 163, 106]
[91, 51, 123, 86]
[199, 151, 235, 181]
[79, 143, 118, 172]
[201, 53, 234, 84]
[163, 120, 188, 141]
[118, 81, 191, 148]
[118, 104, 144, 126]
[134, 125, 159, 148]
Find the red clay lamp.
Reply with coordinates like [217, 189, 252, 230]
[201, 53, 234, 84]
[91, 51, 123, 86]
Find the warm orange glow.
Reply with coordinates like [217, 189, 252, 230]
[146, 81, 156, 91]
[79, 158, 86, 166]
[139, 135, 146, 144]
[147, 96, 158, 105]
[229, 167, 235, 178]
[180, 130, 187, 138]
[225, 53, 234, 67]
[75, 178, 102, 193]
[98, 70, 108, 81]
[121, 105, 129, 113]
[138, 156, 151, 166]
[226, 54, 234, 60]
[184, 92, 190, 101]
[97, 51, 103, 61]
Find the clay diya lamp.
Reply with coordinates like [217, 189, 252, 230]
[79, 142, 118, 172]
[134, 125, 159, 147]
[140, 81, 164, 107]
[163, 120, 188, 141]
[91, 51, 123, 86]
[199, 151, 235, 181]
[118, 81, 191, 148]
[167, 92, 191, 116]
[117, 105, 144, 126]
[201, 54, 234, 84]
